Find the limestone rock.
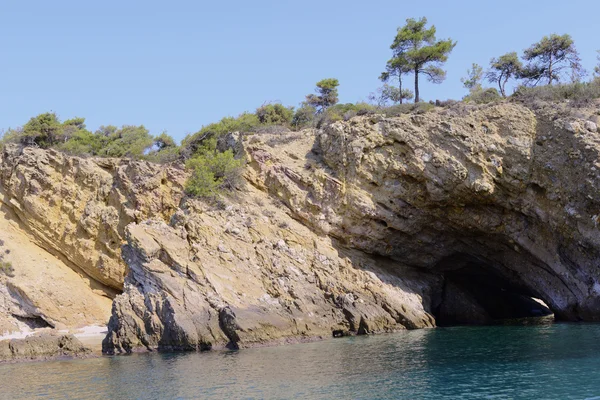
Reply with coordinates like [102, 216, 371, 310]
[245, 103, 600, 321]
[0, 145, 187, 290]
[0, 201, 112, 333]
[0, 334, 90, 362]
[2, 100, 600, 354]
[102, 199, 437, 353]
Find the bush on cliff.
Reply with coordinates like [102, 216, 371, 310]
[291, 103, 317, 129]
[1, 113, 180, 162]
[0, 242, 14, 278]
[0, 261, 14, 278]
[21, 112, 63, 147]
[463, 88, 502, 104]
[379, 102, 436, 117]
[512, 79, 600, 105]
[180, 113, 260, 159]
[145, 132, 180, 163]
[185, 149, 244, 198]
[61, 125, 155, 158]
[256, 103, 294, 125]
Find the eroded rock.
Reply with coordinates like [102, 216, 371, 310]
[102, 200, 437, 353]
[2, 101, 600, 353]
[0, 334, 90, 362]
[0, 145, 187, 290]
[246, 103, 600, 321]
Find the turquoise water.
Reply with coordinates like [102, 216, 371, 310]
[2, 324, 600, 399]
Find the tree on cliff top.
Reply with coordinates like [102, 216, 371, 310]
[461, 63, 484, 93]
[305, 78, 339, 113]
[520, 34, 584, 86]
[392, 17, 456, 103]
[380, 31, 413, 104]
[380, 58, 412, 104]
[21, 112, 63, 147]
[369, 84, 413, 106]
[486, 52, 523, 97]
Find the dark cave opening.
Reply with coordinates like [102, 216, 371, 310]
[433, 255, 554, 326]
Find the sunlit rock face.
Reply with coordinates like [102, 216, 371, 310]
[2, 101, 600, 353]
[0, 145, 187, 291]
[245, 102, 600, 322]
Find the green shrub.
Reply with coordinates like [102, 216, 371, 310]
[464, 88, 502, 104]
[380, 102, 436, 117]
[512, 80, 600, 105]
[56, 129, 105, 156]
[181, 113, 260, 158]
[0, 261, 14, 278]
[4, 113, 162, 160]
[315, 108, 343, 128]
[145, 146, 180, 164]
[296, 102, 378, 129]
[145, 132, 180, 163]
[0, 127, 25, 146]
[185, 149, 244, 198]
[256, 103, 294, 125]
[98, 125, 155, 158]
[21, 112, 63, 147]
[291, 103, 317, 129]
[1, 113, 64, 148]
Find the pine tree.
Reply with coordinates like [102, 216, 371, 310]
[521, 34, 583, 85]
[461, 63, 484, 93]
[305, 79, 340, 113]
[391, 17, 456, 102]
[486, 52, 523, 97]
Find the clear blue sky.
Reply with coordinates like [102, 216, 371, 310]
[1, 0, 599, 141]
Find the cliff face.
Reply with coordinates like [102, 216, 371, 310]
[1, 102, 599, 353]
[102, 200, 436, 353]
[0, 146, 186, 333]
[0, 146, 187, 291]
[246, 103, 600, 321]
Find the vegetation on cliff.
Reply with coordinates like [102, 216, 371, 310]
[0, 241, 14, 278]
[2, 17, 600, 199]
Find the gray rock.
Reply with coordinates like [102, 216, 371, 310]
[0, 334, 90, 362]
[585, 120, 598, 132]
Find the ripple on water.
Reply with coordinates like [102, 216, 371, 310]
[2, 323, 600, 399]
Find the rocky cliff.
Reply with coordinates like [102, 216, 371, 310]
[1, 102, 599, 355]
[0, 146, 185, 333]
[245, 102, 600, 322]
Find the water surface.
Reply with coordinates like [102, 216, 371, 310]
[2, 323, 600, 399]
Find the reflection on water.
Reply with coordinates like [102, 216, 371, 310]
[2, 323, 600, 399]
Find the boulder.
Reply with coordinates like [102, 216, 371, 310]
[0, 334, 90, 362]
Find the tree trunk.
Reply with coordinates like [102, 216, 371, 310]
[499, 72, 506, 97]
[548, 54, 553, 85]
[414, 68, 420, 103]
[399, 74, 403, 104]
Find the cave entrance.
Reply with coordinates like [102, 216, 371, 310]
[433, 254, 554, 326]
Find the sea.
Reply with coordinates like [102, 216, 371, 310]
[2, 323, 600, 399]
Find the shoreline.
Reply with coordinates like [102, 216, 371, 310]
[5, 319, 598, 364]
[0, 314, 562, 363]
[0, 325, 107, 363]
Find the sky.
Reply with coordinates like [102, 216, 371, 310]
[1, 0, 599, 141]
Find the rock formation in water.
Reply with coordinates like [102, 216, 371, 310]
[1, 102, 599, 354]
[0, 334, 90, 362]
